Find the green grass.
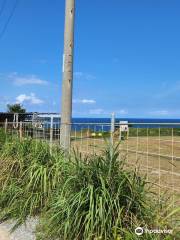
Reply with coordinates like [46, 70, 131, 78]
[0, 128, 7, 150]
[0, 135, 179, 239]
[36, 144, 180, 240]
[128, 127, 180, 137]
[0, 137, 66, 229]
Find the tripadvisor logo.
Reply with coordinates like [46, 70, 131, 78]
[135, 227, 173, 236]
[135, 227, 144, 236]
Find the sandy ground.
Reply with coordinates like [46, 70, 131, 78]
[0, 227, 10, 240]
[71, 136, 180, 197]
[0, 219, 37, 240]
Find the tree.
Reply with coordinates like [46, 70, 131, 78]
[7, 104, 26, 113]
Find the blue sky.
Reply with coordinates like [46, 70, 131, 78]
[0, 0, 180, 118]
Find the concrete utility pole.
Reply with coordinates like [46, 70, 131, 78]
[60, 0, 75, 150]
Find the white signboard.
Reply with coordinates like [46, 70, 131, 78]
[120, 121, 129, 132]
[62, 54, 65, 72]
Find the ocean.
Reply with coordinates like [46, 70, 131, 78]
[41, 117, 180, 131]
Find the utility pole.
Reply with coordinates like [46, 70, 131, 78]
[60, 0, 75, 150]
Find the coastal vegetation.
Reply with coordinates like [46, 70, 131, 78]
[0, 133, 179, 239]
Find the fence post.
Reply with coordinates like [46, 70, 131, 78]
[4, 118, 8, 134]
[50, 116, 53, 154]
[19, 121, 23, 141]
[110, 113, 115, 145]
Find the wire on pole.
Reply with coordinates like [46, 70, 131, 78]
[0, 0, 19, 40]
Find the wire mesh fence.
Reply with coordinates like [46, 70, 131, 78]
[0, 120, 180, 207]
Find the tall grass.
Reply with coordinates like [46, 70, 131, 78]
[0, 135, 179, 239]
[0, 137, 66, 229]
[36, 144, 179, 240]
[0, 128, 7, 150]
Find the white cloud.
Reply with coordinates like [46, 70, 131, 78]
[89, 108, 128, 116]
[116, 109, 128, 115]
[149, 110, 169, 116]
[148, 109, 180, 117]
[8, 73, 48, 86]
[89, 109, 105, 115]
[73, 99, 96, 104]
[74, 72, 96, 80]
[16, 93, 44, 105]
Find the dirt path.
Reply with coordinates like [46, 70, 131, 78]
[0, 227, 10, 240]
[0, 219, 37, 240]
